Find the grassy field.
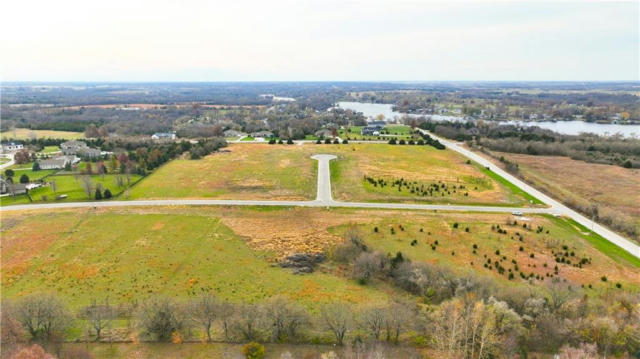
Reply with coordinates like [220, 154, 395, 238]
[494, 152, 640, 240]
[129, 144, 317, 200]
[0, 173, 141, 206]
[129, 143, 532, 206]
[2, 206, 638, 313]
[0, 208, 391, 310]
[1, 128, 84, 140]
[39, 145, 61, 154]
[325, 144, 534, 206]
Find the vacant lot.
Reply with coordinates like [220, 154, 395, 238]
[496, 152, 640, 241]
[0, 208, 390, 309]
[130, 143, 531, 206]
[326, 144, 533, 206]
[1, 128, 84, 140]
[129, 144, 317, 200]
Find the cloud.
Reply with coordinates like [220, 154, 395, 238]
[1, 0, 637, 81]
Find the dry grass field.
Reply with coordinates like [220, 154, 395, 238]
[1, 128, 85, 140]
[130, 143, 533, 206]
[495, 152, 640, 241]
[129, 144, 317, 200]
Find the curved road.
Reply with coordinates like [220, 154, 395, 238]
[2, 148, 638, 259]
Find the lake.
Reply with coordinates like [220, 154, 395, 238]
[336, 101, 640, 138]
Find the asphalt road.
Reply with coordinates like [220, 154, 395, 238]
[311, 154, 337, 203]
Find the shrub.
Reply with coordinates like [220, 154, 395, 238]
[316, 139, 322, 144]
[388, 139, 397, 145]
[399, 139, 406, 145]
[325, 138, 332, 144]
[333, 139, 340, 144]
[19, 174, 30, 183]
[242, 342, 265, 359]
[268, 139, 276, 144]
[286, 138, 294, 145]
[278, 139, 284, 144]
[95, 189, 102, 200]
[103, 189, 112, 199]
[32, 161, 41, 171]
[342, 139, 348, 144]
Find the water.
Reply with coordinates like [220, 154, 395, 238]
[336, 101, 640, 138]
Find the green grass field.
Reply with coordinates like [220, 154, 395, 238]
[1, 209, 390, 309]
[0, 173, 141, 206]
[39, 145, 61, 154]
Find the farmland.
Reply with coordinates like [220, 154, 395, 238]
[1, 128, 84, 140]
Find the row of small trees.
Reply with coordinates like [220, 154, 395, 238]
[3, 293, 416, 347]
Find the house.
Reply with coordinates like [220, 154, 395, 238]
[224, 130, 246, 138]
[151, 132, 176, 140]
[315, 129, 334, 138]
[361, 121, 385, 136]
[39, 155, 79, 170]
[0, 178, 27, 195]
[250, 131, 274, 138]
[1, 142, 23, 152]
[60, 141, 101, 158]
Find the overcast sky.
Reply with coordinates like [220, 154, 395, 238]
[1, 0, 638, 82]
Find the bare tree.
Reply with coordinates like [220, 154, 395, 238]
[232, 302, 264, 341]
[383, 300, 415, 343]
[14, 293, 72, 341]
[188, 293, 218, 342]
[263, 295, 310, 342]
[78, 298, 114, 341]
[137, 296, 186, 342]
[360, 305, 385, 340]
[216, 300, 234, 341]
[50, 179, 57, 193]
[80, 176, 93, 198]
[321, 302, 353, 345]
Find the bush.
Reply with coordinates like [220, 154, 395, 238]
[278, 139, 284, 144]
[333, 139, 340, 144]
[95, 189, 102, 200]
[286, 138, 294, 145]
[399, 139, 406, 145]
[268, 139, 276, 145]
[32, 161, 41, 171]
[316, 139, 322, 144]
[388, 139, 397, 145]
[19, 174, 30, 183]
[325, 138, 332, 144]
[103, 189, 112, 199]
[242, 342, 265, 359]
[342, 139, 348, 144]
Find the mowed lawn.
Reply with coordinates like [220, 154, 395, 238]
[1, 173, 142, 206]
[495, 152, 640, 240]
[129, 144, 317, 200]
[0, 209, 389, 310]
[1, 128, 84, 140]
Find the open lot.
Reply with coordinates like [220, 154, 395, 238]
[130, 143, 533, 206]
[495, 152, 640, 241]
[0, 207, 391, 310]
[1, 128, 84, 140]
[129, 144, 317, 200]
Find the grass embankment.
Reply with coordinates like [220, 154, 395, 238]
[1, 129, 84, 140]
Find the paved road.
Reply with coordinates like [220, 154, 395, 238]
[417, 129, 640, 258]
[0, 154, 15, 170]
[311, 154, 336, 203]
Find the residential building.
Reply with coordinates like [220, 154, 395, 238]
[151, 132, 176, 140]
[60, 141, 101, 158]
[1, 142, 24, 152]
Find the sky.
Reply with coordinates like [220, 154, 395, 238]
[1, 0, 638, 82]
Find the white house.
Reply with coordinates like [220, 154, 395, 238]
[1, 142, 23, 152]
[151, 132, 176, 140]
